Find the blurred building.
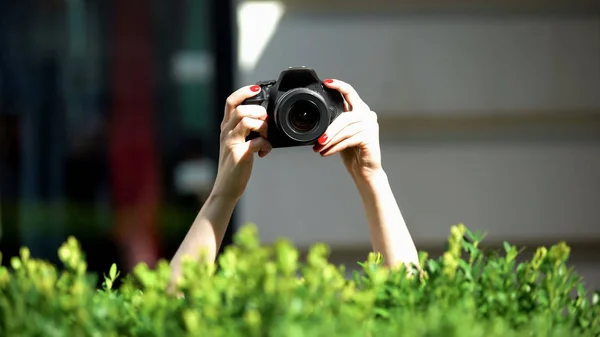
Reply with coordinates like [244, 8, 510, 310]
[0, 0, 236, 275]
[235, 0, 600, 288]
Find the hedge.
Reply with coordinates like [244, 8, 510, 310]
[0, 224, 598, 336]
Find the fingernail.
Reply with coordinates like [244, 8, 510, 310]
[318, 133, 328, 145]
[323, 79, 334, 84]
[250, 85, 261, 92]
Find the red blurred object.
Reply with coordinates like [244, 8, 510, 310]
[108, 0, 162, 270]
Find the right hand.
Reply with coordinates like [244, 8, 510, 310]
[211, 85, 272, 201]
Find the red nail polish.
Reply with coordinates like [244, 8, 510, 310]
[250, 85, 261, 92]
[318, 133, 328, 145]
[323, 79, 334, 84]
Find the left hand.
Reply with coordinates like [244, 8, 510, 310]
[313, 79, 382, 181]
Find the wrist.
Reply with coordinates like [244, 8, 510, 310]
[351, 167, 388, 189]
[352, 168, 392, 206]
[206, 188, 240, 209]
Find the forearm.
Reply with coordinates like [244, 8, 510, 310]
[353, 169, 419, 268]
[169, 192, 238, 284]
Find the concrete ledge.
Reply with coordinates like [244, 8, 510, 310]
[375, 110, 600, 143]
[242, 0, 600, 15]
[377, 110, 600, 133]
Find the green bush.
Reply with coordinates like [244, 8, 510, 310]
[0, 224, 598, 337]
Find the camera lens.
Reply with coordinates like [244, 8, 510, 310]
[274, 88, 330, 143]
[288, 100, 320, 133]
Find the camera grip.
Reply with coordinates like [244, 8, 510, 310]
[242, 91, 268, 142]
[242, 95, 262, 142]
[241, 94, 263, 106]
[246, 131, 261, 142]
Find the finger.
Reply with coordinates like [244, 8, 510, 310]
[247, 137, 272, 157]
[230, 117, 268, 143]
[223, 85, 261, 125]
[223, 105, 268, 132]
[314, 122, 364, 154]
[343, 100, 352, 112]
[314, 112, 361, 147]
[258, 142, 272, 158]
[323, 79, 369, 112]
[319, 134, 362, 157]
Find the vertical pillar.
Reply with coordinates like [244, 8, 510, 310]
[210, 0, 237, 251]
[108, 0, 161, 269]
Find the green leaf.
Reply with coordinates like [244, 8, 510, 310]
[109, 263, 118, 280]
[0, 223, 595, 336]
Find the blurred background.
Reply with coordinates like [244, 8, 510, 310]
[1, 0, 599, 288]
[0, 0, 235, 275]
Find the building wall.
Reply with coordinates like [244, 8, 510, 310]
[233, 5, 600, 286]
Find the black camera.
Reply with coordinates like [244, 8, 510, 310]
[242, 67, 345, 148]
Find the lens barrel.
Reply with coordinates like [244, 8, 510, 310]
[274, 88, 330, 143]
[288, 100, 320, 133]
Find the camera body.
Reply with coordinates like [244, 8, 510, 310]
[242, 67, 345, 148]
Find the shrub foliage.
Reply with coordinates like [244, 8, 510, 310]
[0, 224, 598, 336]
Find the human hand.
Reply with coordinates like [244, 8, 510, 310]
[313, 79, 382, 181]
[212, 85, 272, 200]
